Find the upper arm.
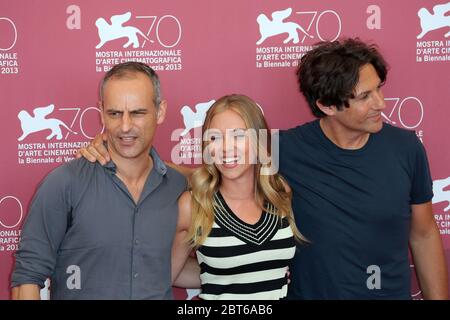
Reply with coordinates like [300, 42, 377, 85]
[408, 136, 435, 240]
[410, 135, 433, 204]
[11, 284, 40, 300]
[11, 167, 72, 288]
[171, 191, 193, 282]
[176, 191, 192, 233]
[410, 201, 437, 241]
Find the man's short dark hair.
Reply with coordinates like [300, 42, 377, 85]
[100, 62, 161, 108]
[297, 38, 388, 118]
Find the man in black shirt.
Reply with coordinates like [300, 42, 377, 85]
[281, 38, 447, 299]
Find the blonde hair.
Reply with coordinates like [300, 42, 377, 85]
[187, 94, 307, 247]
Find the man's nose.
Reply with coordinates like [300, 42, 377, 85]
[121, 113, 132, 132]
[373, 90, 386, 111]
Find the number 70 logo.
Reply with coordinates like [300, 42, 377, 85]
[382, 97, 424, 129]
[295, 10, 342, 43]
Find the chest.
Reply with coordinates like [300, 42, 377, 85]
[283, 147, 413, 226]
[60, 179, 179, 251]
[197, 221, 296, 270]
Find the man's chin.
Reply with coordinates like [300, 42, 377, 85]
[368, 121, 384, 133]
[108, 141, 151, 161]
[110, 147, 142, 160]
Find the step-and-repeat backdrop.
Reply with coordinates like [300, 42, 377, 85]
[1, 0, 449, 299]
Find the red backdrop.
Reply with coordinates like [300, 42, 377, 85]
[1, 0, 449, 299]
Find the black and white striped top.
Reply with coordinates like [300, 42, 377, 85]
[196, 192, 296, 300]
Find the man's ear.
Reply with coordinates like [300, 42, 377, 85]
[98, 101, 105, 126]
[156, 100, 167, 125]
[316, 100, 338, 116]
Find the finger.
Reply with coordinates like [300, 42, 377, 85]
[86, 144, 107, 165]
[75, 149, 83, 159]
[93, 134, 103, 146]
[101, 133, 109, 160]
[80, 148, 98, 163]
[93, 141, 110, 163]
[93, 134, 110, 162]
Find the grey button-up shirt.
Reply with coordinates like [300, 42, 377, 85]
[11, 148, 186, 299]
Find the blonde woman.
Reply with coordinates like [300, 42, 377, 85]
[171, 94, 305, 300]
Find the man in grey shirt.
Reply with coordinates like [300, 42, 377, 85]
[11, 62, 186, 299]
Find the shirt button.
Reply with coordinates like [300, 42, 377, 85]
[134, 239, 139, 245]
[133, 273, 139, 279]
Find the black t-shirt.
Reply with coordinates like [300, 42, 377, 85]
[279, 120, 433, 299]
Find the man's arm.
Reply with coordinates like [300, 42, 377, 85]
[11, 284, 40, 300]
[11, 166, 72, 299]
[409, 201, 448, 299]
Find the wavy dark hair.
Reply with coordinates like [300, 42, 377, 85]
[297, 38, 388, 118]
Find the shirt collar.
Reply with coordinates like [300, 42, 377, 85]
[149, 147, 167, 176]
[104, 147, 167, 176]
